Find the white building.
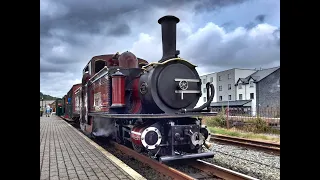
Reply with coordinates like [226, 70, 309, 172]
[196, 72, 217, 107]
[235, 66, 280, 116]
[236, 77, 257, 115]
[196, 68, 256, 107]
[216, 68, 256, 102]
[196, 66, 280, 117]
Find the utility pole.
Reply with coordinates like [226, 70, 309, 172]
[226, 100, 230, 129]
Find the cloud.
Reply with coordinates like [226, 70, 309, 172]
[255, 14, 266, 23]
[40, 72, 81, 97]
[129, 21, 280, 75]
[107, 24, 131, 36]
[40, 0, 279, 97]
[194, 0, 248, 12]
[244, 14, 267, 30]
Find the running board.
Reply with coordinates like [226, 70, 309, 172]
[89, 112, 217, 119]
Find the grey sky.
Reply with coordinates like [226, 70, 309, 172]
[40, 0, 280, 97]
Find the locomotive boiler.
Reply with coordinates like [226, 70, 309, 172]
[75, 15, 217, 162]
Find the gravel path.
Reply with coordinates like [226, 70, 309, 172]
[204, 142, 280, 180]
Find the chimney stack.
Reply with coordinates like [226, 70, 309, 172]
[158, 15, 180, 62]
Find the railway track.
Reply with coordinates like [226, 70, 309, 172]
[210, 134, 280, 155]
[111, 141, 258, 180]
[62, 118, 260, 180]
[187, 160, 259, 180]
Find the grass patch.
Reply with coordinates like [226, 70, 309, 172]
[208, 126, 280, 143]
[203, 115, 280, 135]
[204, 109, 226, 127]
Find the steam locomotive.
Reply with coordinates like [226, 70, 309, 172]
[61, 15, 217, 162]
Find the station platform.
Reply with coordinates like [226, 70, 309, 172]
[40, 116, 145, 180]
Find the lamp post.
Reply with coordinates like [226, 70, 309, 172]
[41, 97, 44, 117]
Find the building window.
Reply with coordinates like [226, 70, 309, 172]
[239, 94, 243, 100]
[210, 77, 213, 82]
[238, 83, 242, 89]
[219, 86, 222, 91]
[219, 76, 221, 81]
[203, 79, 206, 84]
[228, 95, 231, 100]
[249, 81, 254, 87]
[203, 97, 206, 102]
[228, 84, 231, 90]
[219, 96, 222, 101]
[250, 93, 254, 99]
[228, 74, 231, 79]
[83, 66, 89, 74]
[203, 88, 206, 93]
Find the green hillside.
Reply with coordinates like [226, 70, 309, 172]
[40, 92, 59, 100]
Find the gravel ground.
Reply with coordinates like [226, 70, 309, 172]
[204, 142, 280, 180]
[262, 133, 280, 138]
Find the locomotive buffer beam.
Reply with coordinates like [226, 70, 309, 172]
[88, 112, 217, 119]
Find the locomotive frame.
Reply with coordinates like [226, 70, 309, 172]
[59, 15, 218, 163]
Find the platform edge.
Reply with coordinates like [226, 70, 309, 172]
[64, 121, 146, 180]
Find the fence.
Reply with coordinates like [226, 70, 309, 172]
[207, 108, 280, 130]
[228, 111, 280, 124]
[212, 107, 279, 121]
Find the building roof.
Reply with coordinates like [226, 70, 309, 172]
[199, 67, 256, 77]
[210, 100, 252, 107]
[200, 72, 216, 77]
[236, 66, 280, 85]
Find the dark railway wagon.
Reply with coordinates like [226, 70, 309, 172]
[62, 95, 66, 116]
[64, 83, 81, 121]
[55, 98, 63, 116]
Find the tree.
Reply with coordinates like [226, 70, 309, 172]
[40, 92, 59, 100]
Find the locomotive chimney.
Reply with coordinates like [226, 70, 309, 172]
[158, 15, 180, 62]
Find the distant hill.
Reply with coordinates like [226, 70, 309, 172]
[40, 92, 59, 100]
